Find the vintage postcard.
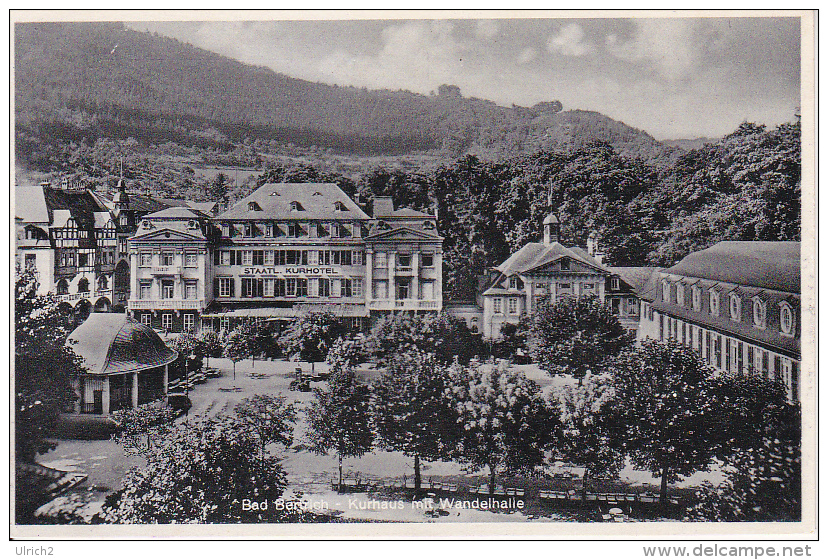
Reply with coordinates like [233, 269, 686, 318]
[10, 9, 816, 541]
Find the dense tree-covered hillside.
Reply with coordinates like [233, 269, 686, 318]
[15, 22, 681, 163]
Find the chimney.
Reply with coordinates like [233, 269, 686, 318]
[543, 211, 560, 245]
[587, 231, 597, 256]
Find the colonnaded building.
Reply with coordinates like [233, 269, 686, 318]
[127, 183, 443, 332]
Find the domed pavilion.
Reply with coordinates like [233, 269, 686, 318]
[66, 313, 178, 415]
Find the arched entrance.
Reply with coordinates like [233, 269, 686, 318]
[94, 297, 111, 313]
[114, 260, 130, 302]
[74, 299, 92, 324]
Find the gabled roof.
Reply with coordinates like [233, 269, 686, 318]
[143, 207, 203, 220]
[39, 187, 110, 229]
[218, 183, 370, 220]
[365, 224, 442, 242]
[67, 314, 177, 375]
[15, 185, 50, 223]
[496, 242, 611, 276]
[666, 241, 800, 294]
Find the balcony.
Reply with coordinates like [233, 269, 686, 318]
[128, 299, 205, 311]
[55, 289, 113, 303]
[369, 299, 439, 311]
[151, 266, 182, 276]
[395, 266, 414, 275]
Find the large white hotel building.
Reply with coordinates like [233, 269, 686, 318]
[127, 183, 443, 332]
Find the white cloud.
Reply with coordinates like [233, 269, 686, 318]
[547, 23, 594, 57]
[318, 21, 468, 93]
[517, 47, 538, 65]
[605, 19, 701, 82]
[476, 20, 499, 39]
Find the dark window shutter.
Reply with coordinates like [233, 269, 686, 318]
[230, 251, 237, 265]
[214, 251, 220, 265]
[214, 278, 219, 298]
[230, 278, 235, 297]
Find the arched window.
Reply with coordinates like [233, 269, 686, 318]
[56, 279, 69, 295]
[77, 278, 89, 293]
[779, 302, 795, 336]
[729, 293, 742, 322]
[691, 286, 701, 311]
[98, 275, 109, 290]
[662, 280, 671, 302]
[676, 283, 685, 307]
[709, 289, 720, 316]
[752, 297, 766, 328]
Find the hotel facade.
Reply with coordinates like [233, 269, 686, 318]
[126, 184, 443, 331]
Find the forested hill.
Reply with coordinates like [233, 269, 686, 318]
[15, 22, 681, 163]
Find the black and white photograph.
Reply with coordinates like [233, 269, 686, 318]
[10, 9, 815, 540]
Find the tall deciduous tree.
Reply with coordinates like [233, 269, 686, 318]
[611, 340, 724, 504]
[528, 295, 633, 378]
[450, 361, 556, 494]
[306, 348, 373, 488]
[15, 270, 83, 462]
[234, 394, 296, 460]
[99, 415, 296, 523]
[372, 349, 459, 497]
[223, 326, 250, 381]
[278, 311, 347, 374]
[553, 371, 626, 483]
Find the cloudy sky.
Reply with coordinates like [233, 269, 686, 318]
[128, 16, 801, 140]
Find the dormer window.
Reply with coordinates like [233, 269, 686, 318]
[709, 289, 720, 316]
[270, 190, 280, 196]
[423, 220, 435, 230]
[752, 297, 767, 329]
[378, 221, 391, 231]
[691, 285, 702, 311]
[142, 220, 152, 229]
[248, 201, 261, 212]
[662, 280, 670, 302]
[779, 302, 795, 336]
[334, 201, 347, 211]
[221, 223, 230, 237]
[676, 283, 685, 307]
[290, 201, 304, 212]
[611, 277, 621, 291]
[729, 293, 742, 322]
[187, 220, 199, 230]
[313, 191, 322, 196]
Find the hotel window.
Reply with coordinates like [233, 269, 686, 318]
[185, 281, 198, 300]
[729, 293, 742, 322]
[422, 253, 434, 267]
[161, 280, 175, 299]
[162, 252, 175, 266]
[183, 314, 195, 332]
[373, 280, 388, 299]
[714, 335, 722, 369]
[241, 251, 253, 265]
[162, 313, 173, 331]
[287, 223, 300, 238]
[252, 250, 265, 266]
[319, 278, 331, 297]
[353, 251, 363, 265]
[752, 298, 767, 328]
[676, 283, 685, 307]
[705, 331, 712, 363]
[779, 302, 795, 336]
[56, 279, 69, 295]
[221, 224, 230, 237]
[352, 278, 363, 297]
[265, 223, 273, 237]
[264, 250, 275, 265]
[274, 278, 286, 297]
[709, 290, 720, 316]
[341, 278, 353, 298]
[139, 252, 152, 267]
[184, 252, 198, 267]
[98, 275, 109, 290]
[508, 298, 518, 315]
[218, 277, 233, 298]
[139, 281, 152, 300]
[397, 279, 411, 300]
[243, 223, 254, 238]
[218, 251, 230, 265]
[263, 278, 275, 297]
[375, 252, 388, 268]
[242, 278, 264, 298]
[493, 297, 503, 314]
[296, 278, 308, 297]
[220, 317, 230, 332]
[398, 254, 412, 267]
[330, 223, 341, 238]
[691, 286, 701, 311]
[421, 280, 434, 300]
[611, 277, 620, 290]
[141, 313, 151, 326]
[626, 298, 639, 314]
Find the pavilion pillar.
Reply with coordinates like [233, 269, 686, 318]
[131, 371, 139, 408]
[163, 364, 169, 404]
[102, 376, 111, 416]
